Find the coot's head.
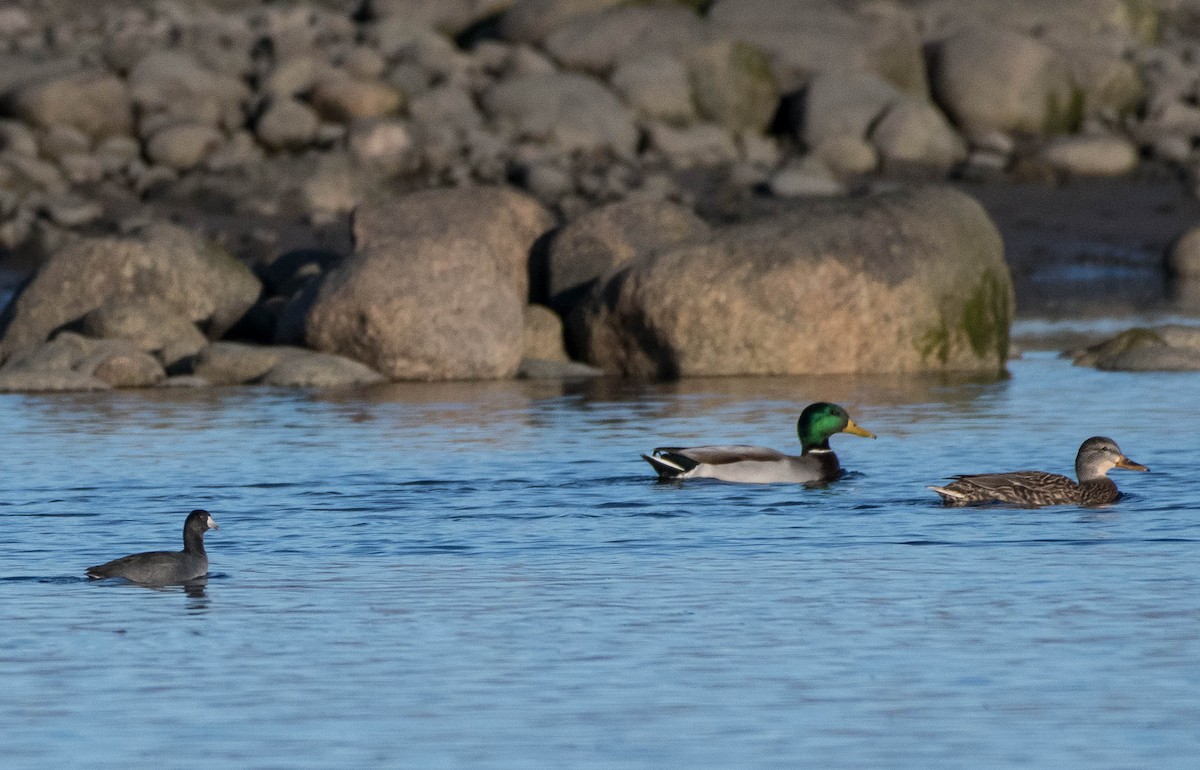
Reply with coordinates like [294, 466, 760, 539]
[186, 509, 219, 532]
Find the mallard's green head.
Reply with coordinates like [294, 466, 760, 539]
[797, 402, 876, 452]
[1075, 436, 1148, 481]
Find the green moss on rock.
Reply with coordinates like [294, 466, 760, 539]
[1123, 0, 1159, 45]
[916, 318, 951, 365]
[915, 269, 1011, 369]
[1044, 87, 1086, 135]
[961, 269, 1010, 361]
[688, 40, 779, 133]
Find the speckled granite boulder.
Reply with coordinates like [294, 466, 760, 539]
[301, 186, 555, 380]
[80, 297, 209, 370]
[577, 186, 1012, 378]
[544, 200, 710, 312]
[0, 332, 163, 390]
[482, 72, 638, 157]
[0, 224, 261, 362]
[931, 26, 1071, 136]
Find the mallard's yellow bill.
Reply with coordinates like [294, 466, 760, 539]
[844, 419, 875, 439]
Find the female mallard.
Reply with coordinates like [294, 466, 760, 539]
[642, 402, 875, 484]
[929, 436, 1148, 507]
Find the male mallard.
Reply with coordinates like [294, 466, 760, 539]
[642, 402, 875, 484]
[929, 436, 1148, 507]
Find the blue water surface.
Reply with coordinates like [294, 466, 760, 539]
[1, 353, 1198, 768]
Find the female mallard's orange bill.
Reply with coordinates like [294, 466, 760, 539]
[1116, 456, 1149, 472]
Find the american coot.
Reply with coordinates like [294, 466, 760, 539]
[929, 437, 1149, 507]
[641, 402, 876, 484]
[87, 509, 219, 585]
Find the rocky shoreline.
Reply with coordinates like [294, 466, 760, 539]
[2, 0, 1200, 389]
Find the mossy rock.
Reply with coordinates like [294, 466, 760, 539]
[917, 270, 1011, 365]
[687, 40, 779, 133]
[580, 186, 1013, 378]
[1122, 0, 1160, 45]
[1043, 86, 1086, 135]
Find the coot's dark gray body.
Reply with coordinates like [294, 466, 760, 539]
[87, 510, 219, 585]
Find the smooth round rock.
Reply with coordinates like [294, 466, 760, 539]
[1167, 227, 1200, 277]
[1040, 134, 1139, 176]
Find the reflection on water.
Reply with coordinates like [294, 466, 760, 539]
[0, 353, 1198, 767]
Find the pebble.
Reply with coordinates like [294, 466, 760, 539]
[1167, 226, 1200, 277]
[144, 124, 225, 171]
[310, 74, 405, 122]
[768, 157, 846, 197]
[255, 98, 320, 151]
[1040, 134, 1139, 176]
[812, 135, 878, 176]
[348, 120, 415, 171]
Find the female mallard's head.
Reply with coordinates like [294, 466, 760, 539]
[1075, 436, 1148, 481]
[797, 402, 875, 452]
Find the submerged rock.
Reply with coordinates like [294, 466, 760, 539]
[576, 186, 1012, 378]
[1071, 326, 1200, 371]
[261, 348, 387, 387]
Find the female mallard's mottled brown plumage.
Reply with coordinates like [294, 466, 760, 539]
[642, 402, 875, 484]
[929, 437, 1148, 507]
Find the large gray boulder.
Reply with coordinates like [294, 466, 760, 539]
[686, 40, 779, 133]
[80, 297, 209, 369]
[301, 186, 555, 380]
[708, 0, 928, 96]
[498, 0, 625, 44]
[542, 5, 709, 74]
[0, 224, 262, 361]
[932, 27, 1072, 136]
[482, 72, 638, 157]
[350, 185, 555, 298]
[577, 186, 1012, 378]
[545, 200, 710, 311]
[365, 0, 512, 36]
[798, 71, 905, 149]
[523, 304, 569, 362]
[870, 101, 968, 170]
